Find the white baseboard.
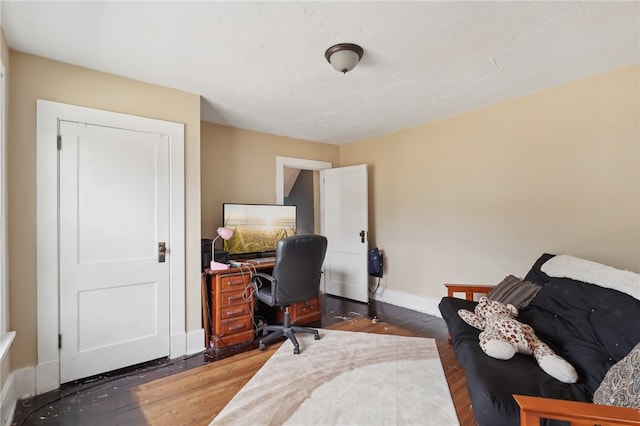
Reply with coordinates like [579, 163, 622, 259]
[13, 366, 35, 400]
[1, 372, 15, 426]
[35, 360, 59, 394]
[369, 287, 442, 318]
[186, 328, 205, 355]
[11, 328, 205, 408]
[170, 332, 187, 359]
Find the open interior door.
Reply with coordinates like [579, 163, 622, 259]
[321, 164, 369, 303]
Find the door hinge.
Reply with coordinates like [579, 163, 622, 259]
[57, 134, 62, 150]
[58, 333, 62, 349]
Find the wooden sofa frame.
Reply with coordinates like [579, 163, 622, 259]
[445, 283, 640, 426]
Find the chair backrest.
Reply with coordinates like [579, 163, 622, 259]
[271, 234, 328, 306]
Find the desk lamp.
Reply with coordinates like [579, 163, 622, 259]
[210, 227, 233, 271]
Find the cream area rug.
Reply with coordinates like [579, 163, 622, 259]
[210, 329, 459, 425]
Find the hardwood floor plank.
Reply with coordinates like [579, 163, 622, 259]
[134, 347, 278, 426]
[130, 316, 474, 426]
[13, 296, 475, 426]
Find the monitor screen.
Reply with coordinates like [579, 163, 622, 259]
[222, 203, 297, 257]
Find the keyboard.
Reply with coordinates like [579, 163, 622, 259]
[248, 257, 276, 264]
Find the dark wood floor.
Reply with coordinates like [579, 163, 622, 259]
[12, 294, 474, 425]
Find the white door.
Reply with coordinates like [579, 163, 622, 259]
[58, 120, 170, 383]
[321, 165, 369, 303]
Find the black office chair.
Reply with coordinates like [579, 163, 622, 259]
[250, 234, 328, 354]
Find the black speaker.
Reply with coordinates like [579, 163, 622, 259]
[201, 239, 212, 270]
[368, 247, 383, 278]
[214, 250, 229, 264]
[201, 239, 229, 270]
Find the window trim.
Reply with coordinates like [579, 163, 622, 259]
[0, 60, 14, 362]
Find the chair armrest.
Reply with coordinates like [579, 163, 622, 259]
[250, 272, 276, 289]
[444, 283, 494, 301]
[250, 272, 278, 305]
[513, 394, 640, 426]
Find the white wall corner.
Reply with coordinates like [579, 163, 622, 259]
[369, 287, 443, 318]
[186, 328, 205, 355]
[13, 366, 35, 399]
[1, 372, 15, 426]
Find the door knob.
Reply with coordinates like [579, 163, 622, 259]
[359, 230, 365, 243]
[158, 242, 167, 263]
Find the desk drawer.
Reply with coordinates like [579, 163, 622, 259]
[219, 274, 248, 292]
[295, 297, 319, 315]
[215, 288, 248, 308]
[219, 315, 253, 336]
[278, 295, 321, 325]
[219, 303, 250, 320]
[211, 288, 253, 309]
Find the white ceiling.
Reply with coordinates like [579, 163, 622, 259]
[2, 1, 638, 145]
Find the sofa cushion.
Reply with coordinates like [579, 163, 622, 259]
[488, 275, 541, 308]
[518, 275, 640, 395]
[593, 342, 640, 408]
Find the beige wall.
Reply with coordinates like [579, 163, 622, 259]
[340, 64, 640, 302]
[0, 27, 9, 394]
[8, 52, 202, 369]
[201, 122, 339, 239]
[1, 28, 8, 67]
[4, 44, 638, 374]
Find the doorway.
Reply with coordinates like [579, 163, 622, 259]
[36, 100, 186, 392]
[276, 157, 333, 228]
[275, 157, 370, 303]
[284, 168, 318, 234]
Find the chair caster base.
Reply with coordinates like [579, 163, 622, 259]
[314, 334, 320, 340]
[293, 347, 300, 355]
[259, 342, 266, 351]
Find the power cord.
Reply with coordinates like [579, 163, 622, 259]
[209, 262, 259, 347]
[369, 276, 382, 295]
[228, 262, 266, 336]
[238, 264, 268, 335]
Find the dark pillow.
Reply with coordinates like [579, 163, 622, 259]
[523, 253, 556, 285]
[488, 275, 542, 309]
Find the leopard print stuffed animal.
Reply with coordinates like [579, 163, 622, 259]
[458, 296, 578, 383]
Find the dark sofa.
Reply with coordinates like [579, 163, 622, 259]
[438, 253, 640, 426]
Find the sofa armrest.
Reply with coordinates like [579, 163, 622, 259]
[513, 394, 640, 426]
[444, 283, 494, 301]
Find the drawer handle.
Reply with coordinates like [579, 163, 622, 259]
[228, 323, 247, 332]
[226, 308, 244, 316]
[227, 294, 243, 302]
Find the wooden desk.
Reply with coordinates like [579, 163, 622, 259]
[202, 261, 321, 349]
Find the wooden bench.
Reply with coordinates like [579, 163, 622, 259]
[514, 394, 640, 426]
[444, 283, 494, 301]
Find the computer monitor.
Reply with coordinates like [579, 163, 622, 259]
[222, 203, 297, 258]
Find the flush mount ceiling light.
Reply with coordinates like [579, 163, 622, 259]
[325, 43, 364, 74]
